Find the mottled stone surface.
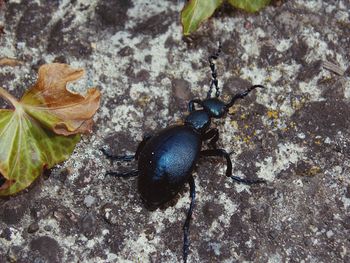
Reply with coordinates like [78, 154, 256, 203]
[0, 0, 349, 262]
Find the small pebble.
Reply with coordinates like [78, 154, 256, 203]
[44, 225, 52, 232]
[80, 213, 97, 238]
[84, 195, 96, 208]
[101, 203, 118, 225]
[28, 222, 39, 233]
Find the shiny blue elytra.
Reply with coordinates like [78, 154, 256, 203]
[138, 126, 201, 208]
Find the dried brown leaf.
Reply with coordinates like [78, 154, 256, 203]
[21, 63, 101, 135]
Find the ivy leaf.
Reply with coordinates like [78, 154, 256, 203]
[0, 63, 100, 196]
[21, 63, 100, 135]
[181, 0, 223, 36]
[227, 0, 271, 13]
[0, 108, 80, 196]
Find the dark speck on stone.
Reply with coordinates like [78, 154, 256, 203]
[144, 54, 152, 64]
[290, 39, 309, 64]
[80, 213, 97, 238]
[118, 46, 134, 57]
[291, 100, 350, 137]
[1, 228, 12, 241]
[56, 167, 70, 183]
[30, 198, 56, 220]
[172, 78, 191, 101]
[346, 185, 350, 199]
[44, 225, 53, 232]
[52, 208, 78, 235]
[47, 16, 92, 58]
[0, 198, 27, 225]
[259, 44, 281, 66]
[268, 230, 278, 240]
[250, 205, 270, 224]
[16, 3, 58, 47]
[132, 11, 173, 36]
[53, 55, 68, 64]
[342, 217, 350, 230]
[28, 222, 39, 233]
[0, 73, 16, 89]
[296, 60, 322, 81]
[202, 202, 223, 224]
[144, 225, 156, 241]
[101, 203, 118, 225]
[33, 257, 46, 263]
[303, 236, 313, 247]
[30, 236, 62, 263]
[95, 0, 133, 28]
[135, 69, 150, 83]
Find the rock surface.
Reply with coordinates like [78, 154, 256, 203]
[0, 0, 349, 262]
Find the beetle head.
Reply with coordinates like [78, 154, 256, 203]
[202, 97, 228, 118]
[185, 110, 211, 134]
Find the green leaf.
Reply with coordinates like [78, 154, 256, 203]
[0, 107, 80, 195]
[0, 63, 100, 196]
[227, 0, 271, 13]
[181, 0, 223, 36]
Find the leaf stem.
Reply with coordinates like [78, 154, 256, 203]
[0, 87, 19, 108]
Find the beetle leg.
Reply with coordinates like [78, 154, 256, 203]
[230, 175, 266, 185]
[200, 149, 232, 176]
[101, 134, 152, 162]
[188, 99, 203, 112]
[100, 147, 135, 161]
[106, 169, 138, 178]
[201, 149, 266, 185]
[183, 175, 196, 263]
[202, 128, 219, 149]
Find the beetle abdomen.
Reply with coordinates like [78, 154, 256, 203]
[138, 126, 201, 208]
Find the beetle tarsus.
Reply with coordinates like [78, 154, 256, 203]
[106, 170, 138, 178]
[183, 175, 196, 263]
[231, 176, 266, 185]
[100, 148, 135, 161]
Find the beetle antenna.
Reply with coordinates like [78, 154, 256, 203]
[206, 41, 222, 99]
[226, 85, 265, 108]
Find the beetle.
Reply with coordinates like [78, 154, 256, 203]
[101, 43, 266, 262]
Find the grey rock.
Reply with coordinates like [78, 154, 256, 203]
[0, 0, 349, 262]
[83, 195, 96, 208]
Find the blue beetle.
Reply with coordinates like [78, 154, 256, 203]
[102, 43, 265, 262]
